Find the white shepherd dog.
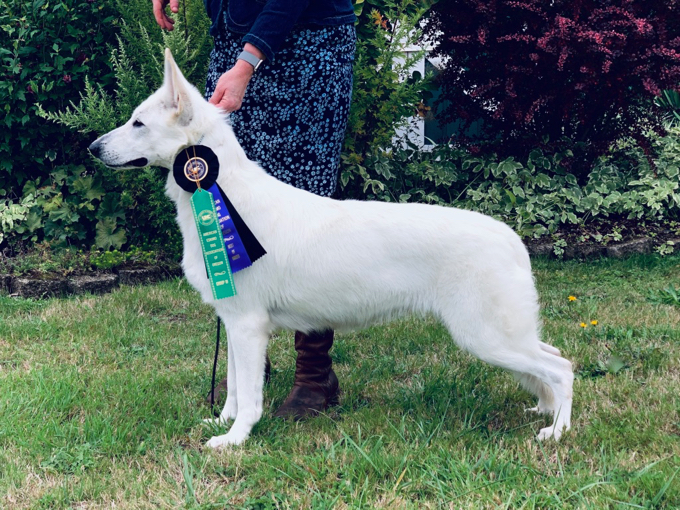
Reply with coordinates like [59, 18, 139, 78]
[90, 49, 573, 448]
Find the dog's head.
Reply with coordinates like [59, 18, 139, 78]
[89, 48, 207, 170]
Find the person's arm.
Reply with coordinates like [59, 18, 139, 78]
[209, 0, 311, 112]
[240, 0, 311, 63]
[209, 43, 265, 112]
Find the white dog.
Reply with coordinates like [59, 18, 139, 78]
[89, 49, 573, 448]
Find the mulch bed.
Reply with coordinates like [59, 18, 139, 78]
[0, 264, 182, 300]
[524, 217, 680, 259]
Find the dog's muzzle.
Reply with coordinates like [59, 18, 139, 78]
[88, 139, 103, 159]
[88, 139, 148, 168]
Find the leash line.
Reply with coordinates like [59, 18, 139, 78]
[210, 317, 221, 416]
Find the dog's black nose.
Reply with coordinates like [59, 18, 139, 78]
[88, 140, 101, 158]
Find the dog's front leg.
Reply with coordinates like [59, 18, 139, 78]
[202, 327, 239, 427]
[206, 316, 269, 448]
[220, 337, 238, 420]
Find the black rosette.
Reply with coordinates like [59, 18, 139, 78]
[173, 145, 220, 192]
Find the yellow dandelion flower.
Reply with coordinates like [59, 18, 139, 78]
[590, 320, 598, 326]
[568, 295, 577, 301]
[579, 322, 587, 328]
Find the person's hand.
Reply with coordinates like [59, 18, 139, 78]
[152, 0, 179, 31]
[209, 60, 255, 112]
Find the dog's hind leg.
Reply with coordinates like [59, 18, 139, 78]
[441, 304, 573, 441]
[521, 341, 562, 413]
[539, 341, 561, 357]
[515, 372, 555, 414]
[476, 339, 572, 440]
[206, 314, 270, 448]
[527, 352, 573, 441]
[487, 345, 572, 440]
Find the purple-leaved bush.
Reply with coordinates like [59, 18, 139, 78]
[425, 0, 680, 173]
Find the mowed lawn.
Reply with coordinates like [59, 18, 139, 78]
[1, 254, 679, 509]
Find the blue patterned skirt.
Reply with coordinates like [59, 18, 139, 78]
[205, 16, 356, 197]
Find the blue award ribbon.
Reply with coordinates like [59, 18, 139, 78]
[207, 183, 253, 273]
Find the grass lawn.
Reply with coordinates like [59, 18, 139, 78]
[1, 254, 679, 509]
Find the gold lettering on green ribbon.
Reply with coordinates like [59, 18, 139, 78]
[190, 189, 236, 299]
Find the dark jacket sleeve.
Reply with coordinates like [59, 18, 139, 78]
[241, 0, 311, 62]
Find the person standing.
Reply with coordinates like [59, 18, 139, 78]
[152, 0, 356, 418]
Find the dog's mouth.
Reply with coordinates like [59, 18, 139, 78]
[109, 158, 149, 168]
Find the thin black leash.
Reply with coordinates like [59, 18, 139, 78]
[210, 317, 221, 415]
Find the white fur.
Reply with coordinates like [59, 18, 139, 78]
[90, 49, 574, 448]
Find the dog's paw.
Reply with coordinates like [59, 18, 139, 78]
[206, 435, 230, 449]
[206, 431, 247, 449]
[525, 397, 555, 415]
[525, 405, 553, 415]
[203, 400, 238, 426]
[537, 425, 565, 441]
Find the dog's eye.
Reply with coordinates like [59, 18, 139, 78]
[133, 119, 144, 127]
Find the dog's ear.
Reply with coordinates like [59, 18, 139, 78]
[163, 48, 193, 126]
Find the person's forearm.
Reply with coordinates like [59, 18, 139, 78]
[243, 43, 265, 62]
[242, 0, 311, 61]
[209, 43, 266, 111]
[231, 43, 265, 77]
[208, 14, 270, 111]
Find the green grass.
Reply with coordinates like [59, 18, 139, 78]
[1, 254, 679, 509]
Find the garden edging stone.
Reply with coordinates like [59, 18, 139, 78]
[1, 274, 12, 293]
[524, 237, 663, 260]
[67, 274, 120, 295]
[13, 276, 68, 299]
[605, 238, 653, 259]
[575, 244, 607, 258]
[117, 267, 164, 286]
[526, 243, 553, 257]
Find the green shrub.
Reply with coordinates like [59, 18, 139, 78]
[9, 0, 677, 254]
[35, 12, 210, 255]
[19, 164, 124, 248]
[351, 130, 680, 238]
[0, 0, 118, 189]
[0, 192, 36, 246]
[91, 246, 157, 270]
[6, 0, 428, 253]
[655, 90, 680, 129]
[40, 13, 210, 132]
[341, 0, 435, 198]
[1, 1, 210, 256]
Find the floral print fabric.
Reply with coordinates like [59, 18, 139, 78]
[205, 15, 356, 197]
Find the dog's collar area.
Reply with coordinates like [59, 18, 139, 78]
[173, 145, 220, 192]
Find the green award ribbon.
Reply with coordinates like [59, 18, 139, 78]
[190, 188, 236, 299]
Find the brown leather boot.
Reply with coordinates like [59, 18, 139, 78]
[273, 329, 340, 420]
[206, 355, 271, 410]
